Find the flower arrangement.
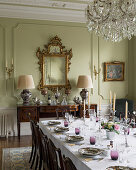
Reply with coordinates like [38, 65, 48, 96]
[101, 121, 119, 134]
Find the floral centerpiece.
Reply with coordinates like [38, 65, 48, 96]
[101, 121, 119, 134]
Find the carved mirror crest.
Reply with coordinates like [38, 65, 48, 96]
[36, 36, 72, 92]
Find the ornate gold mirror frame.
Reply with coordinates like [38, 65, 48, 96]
[36, 36, 72, 92]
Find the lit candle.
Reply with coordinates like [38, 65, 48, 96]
[110, 90, 112, 105]
[99, 98, 101, 110]
[113, 93, 116, 111]
[125, 101, 128, 120]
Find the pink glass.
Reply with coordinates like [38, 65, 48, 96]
[90, 136, 96, 145]
[96, 117, 99, 122]
[75, 128, 80, 135]
[110, 150, 119, 160]
[64, 121, 68, 127]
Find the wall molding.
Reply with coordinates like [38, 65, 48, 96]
[0, 0, 88, 23]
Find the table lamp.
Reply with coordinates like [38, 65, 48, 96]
[77, 75, 93, 103]
[17, 75, 35, 105]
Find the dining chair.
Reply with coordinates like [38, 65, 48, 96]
[29, 120, 36, 165]
[39, 128, 50, 170]
[47, 138, 64, 170]
[31, 123, 43, 170]
[63, 155, 77, 170]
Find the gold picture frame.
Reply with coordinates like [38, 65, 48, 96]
[104, 62, 125, 81]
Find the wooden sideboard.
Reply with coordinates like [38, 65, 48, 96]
[17, 103, 97, 137]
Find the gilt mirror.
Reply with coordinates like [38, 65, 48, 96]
[36, 36, 72, 91]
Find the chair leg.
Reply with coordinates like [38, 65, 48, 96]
[29, 144, 34, 163]
[30, 147, 36, 169]
[35, 155, 39, 170]
[38, 156, 42, 170]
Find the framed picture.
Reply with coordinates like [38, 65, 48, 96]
[104, 62, 125, 81]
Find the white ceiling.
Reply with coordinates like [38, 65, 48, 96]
[0, 0, 91, 23]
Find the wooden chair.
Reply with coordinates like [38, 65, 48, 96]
[63, 155, 77, 170]
[47, 138, 64, 170]
[29, 120, 37, 167]
[39, 128, 50, 170]
[31, 123, 42, 170]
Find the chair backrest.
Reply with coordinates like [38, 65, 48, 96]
[115, 99, 134, 118]
[30, 120, 36, 146]
[63, 155, 77, 170]
[39, 128, 50, 170]
[47, 139, 64, 170]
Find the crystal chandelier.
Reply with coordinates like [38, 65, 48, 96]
[86, 0, 136, 42]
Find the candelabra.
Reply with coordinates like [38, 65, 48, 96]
[6, 64, 14, 79]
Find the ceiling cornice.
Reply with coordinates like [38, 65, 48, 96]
[0, 0, 90, 23]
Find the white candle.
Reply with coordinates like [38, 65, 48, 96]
[125, 101, 128, 120]
[110, 90, 112, 105]
[11, 58, 13, 65]
[88, 91, 90, 109]
[83, 99, 85, 112]
[6, 59, 7, 67]
[113, 93, 116, 111]
[99, 98, 101, 110]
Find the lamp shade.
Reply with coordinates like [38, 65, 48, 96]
[17, 75, 35, 89]
[77, 75, 93, 88]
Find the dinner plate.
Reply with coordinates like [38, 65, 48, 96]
[65, 135, 84, 142]
[54, 126, 69, 133]
[106, 166, 134, 170]
[47, 121, 61, 126]
[78, 147, 104, 157]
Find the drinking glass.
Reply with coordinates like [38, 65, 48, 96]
[110, 150, 119, 160]
[75, 128, 80, 135]
[90, 136, 96, 145]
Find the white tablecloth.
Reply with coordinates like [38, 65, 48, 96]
[39, 119, 136, 170]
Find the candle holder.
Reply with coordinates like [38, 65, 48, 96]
[6, 64, 14, 79]
[98, 110, 102, 132]
[124, 119, 129, 147]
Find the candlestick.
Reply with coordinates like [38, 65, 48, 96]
[88, 91, 90, 105]
[88, 91, 90, 111]
[5, 59, 7, 67]
[110, 90, 112, 105]
[113, 93, 116, 111]
[125, 101, 128, 120]
[99, 98, 101, 111]
[11, 58, 13, 65]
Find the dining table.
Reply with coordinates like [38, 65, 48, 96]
[39, 117, 136, 170]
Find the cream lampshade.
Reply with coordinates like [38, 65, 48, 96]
[17, 75, 35, 105]
[77, 75, 93, 102]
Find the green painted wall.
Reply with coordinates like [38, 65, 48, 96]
[0, 17, 129, 107]
[128, 37, 136, 103]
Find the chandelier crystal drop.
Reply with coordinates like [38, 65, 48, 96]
[86, 0, 136, 42]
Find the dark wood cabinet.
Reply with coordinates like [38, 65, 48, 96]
[17, 104, 97, 137]
[17, 104, 79, 137]
[17, 105, 39, 137]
